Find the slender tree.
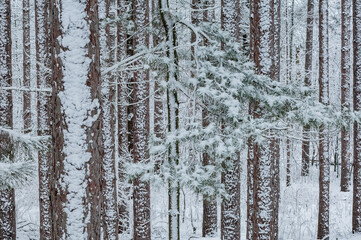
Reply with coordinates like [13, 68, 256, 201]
[100, 0, 119, 238]
[23, 0, 31, 132]
[0, 1, 16, 239]
[301, 0, 314, 177]
[317, 0, 330, 238]
[353, 0, 361, 233]
[132, 0, 151, 238]
[159, 0, 181, 237]
[35, 0, 53, 239]
[220, 0, 241, 239]
[50, 0, 103, 238]
[117, 0, 131, 233]
[340, 0, 352, 192]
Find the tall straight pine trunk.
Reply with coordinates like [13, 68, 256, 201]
[317, 0, 330, 238]
[35, 0, 53, 239]
[0, 1, 16, 239]
[249, 0, 279, 239]
[23, 0, 31, 132]
[220, 0, 241, 239]
[50, 0, 103, 238]
[99, 0, 119, 239]
[301, 0, 314, 177]
[132, 0, 151, 238]
[340, 0, 352, 192]
[352, 0, 361, 233]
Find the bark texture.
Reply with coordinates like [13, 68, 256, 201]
[353, 0, 361, 233]
[132, 0, 151, 238]
[50, 0, 103, 238]
[23, 0, 31, 132]
[0, 1, 16, 239]
[100, 0, 119, 239]
[220, 0, 241, 238]
[35, 0, 53, 239]
[317, 0, 330, 238]
[341, 0, 352, 192]
[301, 0, 314, 177]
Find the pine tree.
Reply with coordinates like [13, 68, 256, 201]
[317, 0, 330, 238]
[117, 0, 130, 233]
[100, 0, 119, 238]
[50, 0, 103, 238]
[249, 0, 278, 238]
[132, 0, 151, 238]
[301, 0, 314, 177]
[352, 0, 361, 233]
[220, 0, 241, 239]
[23, 0, 31, 132]
[340, 0, 352, 192]
[0, 1, 16, 238]
[35, 0, 53, 238]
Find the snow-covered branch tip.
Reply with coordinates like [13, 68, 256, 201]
[0, 127, 50, 151]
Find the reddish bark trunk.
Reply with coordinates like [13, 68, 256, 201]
[317, 0, 330, 238]
[35, 0, 53, 239]
[340, 0, 352, 192]
[0, 1, 16, 239]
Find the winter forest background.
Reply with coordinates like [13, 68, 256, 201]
[1, 0, 361, 239]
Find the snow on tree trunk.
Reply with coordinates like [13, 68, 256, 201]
[99, 0, 119, 239]
[35, 0, 53, 239]
[220, 0, 241, 239]
[353, 0, 361, 233]
[117, 0, 130, 233]
[50, 0, 103, 238]
[250, 0, 278, 239]
[270, 0, 281, 238]
[301, 0, 314, 177]
[159, 0, 181, 238]
[132, 0, 151, 238]
[0, 1, 16, 239]
[340, 0, 352, 192]
[317, 0, 330, 238]
[23, 0, 31, 132]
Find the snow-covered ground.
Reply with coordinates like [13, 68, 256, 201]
[16, 148, 358, 240]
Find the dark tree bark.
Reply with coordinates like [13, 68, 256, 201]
[132, 0, 151, 238]
[100, 0, 119, 238]
[301, 0, 314, 177]
[249, 0, 278, 239]
[35, 0, 53, 239]
[220, 0, 241, 239]
[23, 0, 31, 132]
[117, 0, 131, 234]
[340, 0, 352, 192]
[0, 1, 15, 239]
[353, 0, 361, 233]
[317, 0, 330, 238]
[50, 0, 103, 238]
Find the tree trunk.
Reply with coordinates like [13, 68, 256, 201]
[353, 0, 361, 233]
[23, 0, 31, 132]
[50, 0, 103, 238]
[301, 0, 314, 177]
[35, 0, 53, 239]
[132, 0, 151, 238]
[100, 0, 119, 238]
[340, 0, 352, 192]
[117, 0, 130, 234]
[0, 1, 16, 239]
[317, 0, 330, 238]
[220, 0, 241, 239]
[249, 0, 277, 239]
[159, 0, 181, 238]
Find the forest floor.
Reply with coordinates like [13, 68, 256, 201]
[16, 153, 360, 240]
